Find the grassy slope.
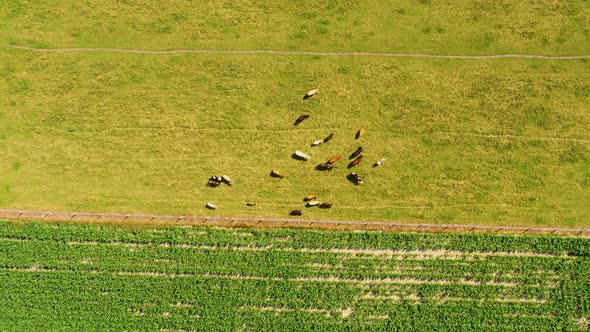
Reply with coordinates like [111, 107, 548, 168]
[0, 220, 588, 331]
[1, 0, 590, 55]
[1, 49, 589, 226]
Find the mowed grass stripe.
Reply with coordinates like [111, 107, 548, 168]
[2, 50, 589, 226]
[0, 221, 586, 331]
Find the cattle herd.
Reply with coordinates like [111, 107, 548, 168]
[206, 86, 385, 215]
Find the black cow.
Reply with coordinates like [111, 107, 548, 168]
[349, 147, 363, 159]
[294, 114, 310, 126]
[347, 172, 363, 185]
[316, 162, 334, 171]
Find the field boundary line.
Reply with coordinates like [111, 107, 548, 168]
[1, 209, 589, 237]
[6, 45, 590, 60]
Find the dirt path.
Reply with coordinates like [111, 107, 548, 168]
[1, 208, 588, 236]
[7, 45, 590, 60]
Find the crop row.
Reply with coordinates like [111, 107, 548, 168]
[0, 240, 566, 288]
[0, 220, 588, 256]
[0, 220, 587, 331]
[0, 270, 581, 331]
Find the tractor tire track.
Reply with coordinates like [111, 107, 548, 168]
[7, 45, 590, 60]
[0, 209, 589, 237]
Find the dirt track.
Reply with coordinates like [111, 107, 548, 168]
[1, 209, 588, 237]
[7, 45, 590, 60]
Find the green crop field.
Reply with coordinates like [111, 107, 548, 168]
[1, 1, 590, 228]
[0, 220, 588, 331]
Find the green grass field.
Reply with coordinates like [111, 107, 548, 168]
[2, 0, 590, 55]
[1, 48, 589, 226]
[0, 220, 588, 331]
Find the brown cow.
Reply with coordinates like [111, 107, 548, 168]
[304, 194, 318, 201]
[355, 127, 366, 139]
[323, 133, 334, 143]
[271, 169, 285, 178]
[348, 155, 364, 168]
[327, 155, 342, 164]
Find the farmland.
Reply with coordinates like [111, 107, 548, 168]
[1, 48, 589, 226]
[0, 220, 588, 331]
[2, 0, 590, 55]
[1, 1, 589, 330]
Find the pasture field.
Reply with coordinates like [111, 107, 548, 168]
[0, 220, 588, 331]
[1, 0, 590, 55]
[1, 48, 589, 227]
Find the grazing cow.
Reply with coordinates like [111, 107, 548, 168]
[323, 133, 334, 143]
[303, 86, 320, 99]
[206, 202, 218, 210]
[246, 202, 256, 206]
[355, 127, 366, 139]
[271, 169, 285, 178]
[319, 203, 333, 209]
[348, 155, 364, 168]
[207, 175, 223, 187]
[221, 175, 233, 185]
[207, 180, 220, 187]
[316, 162, 333, 170]
[348, 172, 363, 185]
[349, 147, 363, 159]
[294, 114, 310, 126]
[306, 200, 321, 207]
[373, 158, 386, 167]
[304, 194, 318, 201]
[327, 155, 342, 164]
[311, 140, 323, 147]
[294, 150, 311, 161]
[290, 209, 303, 216]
